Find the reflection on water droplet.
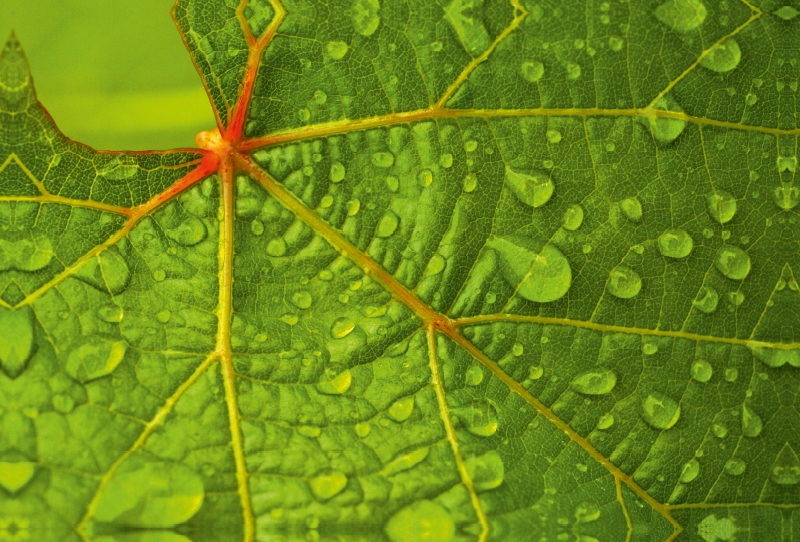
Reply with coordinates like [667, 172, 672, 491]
[310, 471, 348, 500]
[693, 286, 719, 313]
[741, 405, 762, 437]
[655, 0, 707, 32]
[597, 412, 615, 429]
[571, 370, 617, 395]
[267, 238, 287, 257]
[620, 197, 643, 221]
[377, 211, 399, 238]
[487, 237, 572, 303]
[691, 359, 713, 382]
[465, 451, 504, 492]
[330, 317, 355, 339]
[680, 459, 700, 483]
[291, 290, 313, 309]
[465, 365, 484, 386]
[372, 152, 395, 168]
[715, 246, 751, 280]
[98, 305, 124, 323]
[700, 38, 741, 72]
[385, 500, 455, 542]
[607, 266, 642, 299]
[330, 162, 346, 183]
[563, 204, 584, 230]
[326, 41, 348, 59]
[521, 61, 545, 82]
[725, 459, 746, 476]
[642, 392, 681, 430]
[505, 166, 554, 207]
[658, 229, 693, 258]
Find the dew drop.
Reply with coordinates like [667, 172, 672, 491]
[529, 365, 544, 380]
[680, 459, 700, 483]
[570, 370, 617, 395]
[165, 216, 207, 247]
[65, 339, 128, 383]
[655, 0, 707, 32]
[465, 451, 505, 492]
[642, 341, 659, 355]
[546, 130, 562, 144]
[487, 236, 572, 303]
[620, 197, 643, 221]
[464, 140, 478, 152]
[310, 471, 348, 500]
[608, 35, 624, 51]
[597, 413, 615, 430]
[439, 153, 453, 168]
[725, 459, 746, 476]
[724, 367, 738, 382]
[658, 229, 693, 258]
[647, 96, 687, 145]
[485, 292, 497, 304]
[565, 62, 581, 80]
[250, 219, 265, 236]
[75, 250, 131, 295]
[575, 502, 601, 523]
[0, 462, 36, 494]
[712, 423, 728, 438]
[312, 89, 327, 104]
[389, 397, 415, 422]
[770, 445, 800, 485]
[330, 162, 346, 183]
[700, 38, 741, 72]
[714, 246, 751, 280]
[153, 269, 167, 282]
[297, 108, 311, 122]
[98, 305, 124, 323]
[0, 306, 35, 377]
[607, 266, 642, 299]
[267, 238, 288, 257]
[417, 168, 433, 187]
[693, 286, 719, 313]
[326, 41, 348, 59]
[745, 93, 758, 106]
[741, 405, 762, 437]
[465, 366, 484, 386]
[463, 173, 478, 193]
[774, 185, 800, 210]
[330, 317, 355, 339]
[454, 401, 498, 437]
[691, 359, 713, 382]
[346, 199, 361, 216]
[775, 5, 800, 20]
[355, 422, 370, 437]
[385, 500, 455, 542]
[512, 343, 524, 357]
[156, 310, 171, 324]
[562, 204, 584, 230]
[749, 345, 800, 368]
[377, 211, 399, 238]
[317, 370, 352, 395]
[371, 152, 395, 168]
[706, 191, 737, 224]
[386, 176, 399, 192]
[291, 290, 313, 309]
[521, 61, 545, 82]
[641, 392, 681, 430]
[505, 166, 554, 207]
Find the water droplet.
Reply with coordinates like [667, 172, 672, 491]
[574, 502, 601, 523]
[658, 229, 693, 258]
[355, 422, 370, 437]
[297, 108, 311, 122]
[347, 199, 361, 216]
[775, 5, 800, 20]
[724, 459, 746, 476]
[770, 445, 800, 485]
[512, 343, 524, 357]
[326, 41, 348, 59]
[724, 367, 738, 382]
[641, 392, 681, 430]
[310, 471, 348, 500]
[464, 140, 478, 152]
[521, 61, 545, 82]
[0, 462, 36, 494]
[693, 286, 719, 313]
[485, 292, 497, 304]
[165, 215, 207, 247]
[317, 370, 352, 395]
[750, 345, 800, 368]
[298, 426, 321, 438]
[570, 370, 617, 395]
[597, 413, 615, 429]
[706, 191, 737, 224]
[372, 152, 395, 168]
[565, 62, 581, 80]
[65, 339, 127, 383]
[712, 423, 728, 438]
[291, 290, 313, 309]
[389, 397, 415, 422]
[465, 365, 484, 386]
[385, 500, 455, 542]
[153, 269, 167, 282]
[774, 185, 799, 210]
[642, 341, 658, 355]
[312, 89, 328, 104]
[0, 306, 35, 377]
[465, 451, 504, 492]
[75, 250, 131, 295]
[680, 459, 700, 483]
[330, 317, 355, 339]
[546, 130, 562, 144]
[655, 0, 707, 32]
[529, 365, 544, 380]
[330, 161, 346, 183]
[562, 204, 584, 230]
[417, 169, 433, 187]
[487, 236, 572, 303]
[250, 219, 264, 236]
[377, 211, 399, 238]
[463, 173, 478, 192]
[156, 310, 171, 324]
[620, 197, 643, 221]
[454, 401, 499, 437]
[741, 406, 762, 437]
[98, 305, 124, 323]
[698, 514, 737, 542]
[607, 266, 642, 299]
[715, 246, 751, 280]
[439, 153, 453, 168]
[267, 238, 287, 257]
[700, 38, 741, 73]
[383, 448, 430, 477]
[647, 96, 687, 145]
[691, 359, 713, 382]
[745, 93, 758, 106]
[608, 35, 624, 51]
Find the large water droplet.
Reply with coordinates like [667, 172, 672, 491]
[607, 266, 642, 299]
[330, 317, 355, 339]
[377, 211, 399, 238]
[620, 197, 643, 222]
[389, 397, 415, 422]
[691, 359, 713, 382]
[521, 61, 545, 82]
[770, 445, 800, 485]
[680, 458, 700, 483]
[724, 459, 746, 476]
[505, 167, 554, 208]
[463, 173, 478, 192]
[165, 216, 207, 247]
[655, 0, 707, 32]
[774, 185, 800, 210]
[570, 370, 617, 395]
[562, 204, 584, 230]
[291, 290, 313, 309]
[647, 96, 686, 145]
[0, 462, 36, 494]
[317, 370, 352, 395]
[487, 236, 571, 303]
[658, 229, 693, 258]
[66, 339, 127, 383]
[715, 246, 751, 280]
[700, 38, 741, 73]
[750, 345, 800, 368]
[326, 41, 348, 59]
[641, 392, 681, 430]
[693, 286, 719, 313]
[465, 451, 504, 492]
[0, 306, 34, 378]
[465, 365, 484, 386]
[351, 0, 381, 36]
[310, 471, 348, 500]
[775, 5, 800, 20]
[706, 191, 737, 224]
[371, 152, 395, 168]
[454, 401, 498, 437]
[698, 514, 737, 542]
[75, 250, 131, 295]
[741, 405, 762, 437]
[385, 500, 455, 542]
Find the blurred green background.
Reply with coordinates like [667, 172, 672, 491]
[0, 0, 217, 150]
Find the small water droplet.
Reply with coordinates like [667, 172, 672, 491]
[250, 219, 264, 236]
[723, 367, 739, 382]
[385, 500, 455, 542]
[691, 359, 713, 382]
[647, 96, 687, 145]
[377, 211, 399, 238]
[680, 459, 700, 483]
[463, 173, 478, 192]
[371, 152, 395, 168]
[310, 471, 348, 500]
[465, 451, 504, 492]
[153, 269, 166, 282]
[620, 197, 643, 221]
[487, 236, 572, 303]
[658, 229, 693, 258]
[642, 341, 658, 355]
[454, 401, 499, 437]
[355, 422, 370, 437]
[712, 423, 728, 438]
[546, 130, 562, 144]
[291, 291, 313, 309]
[521, 61, 545, 82]
[774, 185, 800, 210]
[745, 93, 758, 106]
[465, 365, 484, 386]
[66, 339, 128, 383]
[655, 0, 707, 32]
[330, 162, 346, 183]
[98, 305, 124, 323]
[693, 286, 719, 313]
[267, 238, 287, 257]
[571, 370, 617, 395]
[346, 199, 361, 216]
[741, 405, 762, 437]
[608, 35, 624, 51]
[565, 62, 581, 80]
[156, 310, 171, 324]
[529, 365, 544, 380]
[389, 397, 415, 422]
[775, 5, 800, 20]
[562, 204, 584, 230]
[607, 266, 642, 299]
[770, 445, 800, 485]
[464, 140, 478, 152]
[485, 292, 497, 304]
[597, 413, 615, 430]
[715, 246, 751, 280]
[505, 167, 554, 207]
[724, 459, 746, 476]
[641, 392, 681, 430]
[165, 216, 207, 247]
[326, 41, 348, 59]
[439, 153, 453, 168]
[317, 370, 352, 395]
[330, 317, 355, 339]
[700, 38, 741, 72]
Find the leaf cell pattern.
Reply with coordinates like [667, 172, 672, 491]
[0, 0, 799, 541]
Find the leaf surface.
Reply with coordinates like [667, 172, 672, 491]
[1, 1, 798, 541]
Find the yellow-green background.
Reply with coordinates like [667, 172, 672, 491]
[0, 0, 216, 150]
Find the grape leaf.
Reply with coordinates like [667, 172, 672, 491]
[0, 0, 798, 541]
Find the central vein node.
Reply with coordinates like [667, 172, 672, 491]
[196, 128, 234, 157]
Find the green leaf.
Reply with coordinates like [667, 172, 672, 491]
[1, 1, 798, 541]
